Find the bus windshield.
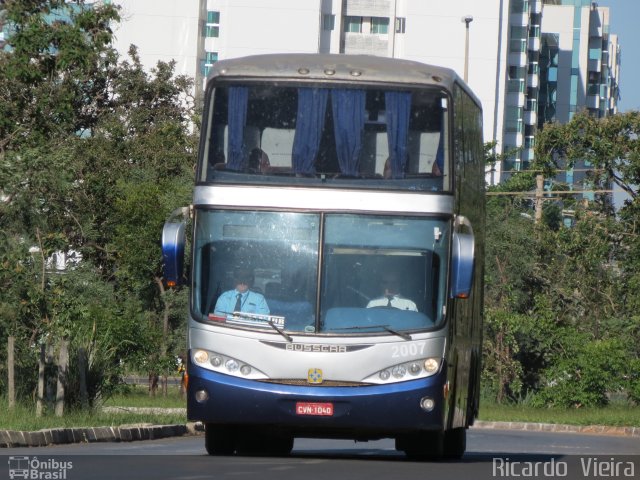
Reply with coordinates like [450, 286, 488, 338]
[198, 83, 450, 191]
[193, 210, 450, 335]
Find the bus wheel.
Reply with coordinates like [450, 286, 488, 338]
[266, 435, 294, 456]
[204, 423, 236, 455]
[443, 427, 466, 459]
[396, 431, 444, 460]
[236, 429, 293, 456]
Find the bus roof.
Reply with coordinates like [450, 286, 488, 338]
[207, 53, 480, 106]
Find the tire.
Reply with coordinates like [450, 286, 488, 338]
[396, 431, 444, 460]
[443, 427, 466, 459]
[204, 423, 236, 455]
[266, 435, 294, 456]
[235, 428, 294, 456]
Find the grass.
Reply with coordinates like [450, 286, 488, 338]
[104, 384, 186, 409]
[0, 400, 187, 432]
[479, 400, 640, 427]
[1, 384, 187, 432]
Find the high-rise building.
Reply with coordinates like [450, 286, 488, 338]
[10, 0, 618, 188]
[501, 1, 619, 189]
[530, 0, 619, 198]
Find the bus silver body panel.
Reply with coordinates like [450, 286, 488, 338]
[193, 185, 454, 215]
[188, 318, 447, 383]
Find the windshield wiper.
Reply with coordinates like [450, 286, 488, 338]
[267, 318, 293, 342]
[217, 311, 293, 342]
[331, 324, 412, 341]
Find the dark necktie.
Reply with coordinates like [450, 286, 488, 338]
[386, 295, 394, 307]
[234, 293, 242, 312]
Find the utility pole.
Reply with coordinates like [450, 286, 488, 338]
[462, 15, 473, 83]
[535, 174, 544, 224]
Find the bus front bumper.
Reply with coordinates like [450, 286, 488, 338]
[187, 362, 447, 437]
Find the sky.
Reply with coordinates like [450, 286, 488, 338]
[596, 0, 640, 112]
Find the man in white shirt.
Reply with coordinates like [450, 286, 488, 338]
[366, 271, 418, 311]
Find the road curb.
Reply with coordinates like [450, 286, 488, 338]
[472, 420, 640, 438]
[0, 422, 204, 448]
[2, 419, 637, 448]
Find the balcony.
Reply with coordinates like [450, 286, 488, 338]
[528, 37, 540, 51]
[527, 73, 539, 88]
[588, 58, 601, 73]
[510, 12, 528, 26]
[507, 92, 526, 107]
[509, 52, 528, 67]
[531, 0, 542, 14]
[587, 95, 600, 109]
[522, 147, 535, 162]
[503, 131, 524, 148]
[524, 109, 537, 125]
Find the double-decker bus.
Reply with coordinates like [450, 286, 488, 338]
[162, 53, 485, 459]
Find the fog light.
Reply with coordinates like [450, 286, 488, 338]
[420, 396, 435, 412]
[240, 365, 252, 376]
[193, 350, 209, 365]
[194, 389, 209, 403]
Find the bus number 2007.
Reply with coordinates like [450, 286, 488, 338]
[391, 342, 426, 358]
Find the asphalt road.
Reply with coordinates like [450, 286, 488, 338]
[3, 429, 638, 480]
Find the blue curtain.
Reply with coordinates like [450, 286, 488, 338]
[292, 88, 329, 174]
[385, 91, 412, 178]
[227, 86, 249, 171]
[332, 89, 365, 176]
[434, 131, 445, 175]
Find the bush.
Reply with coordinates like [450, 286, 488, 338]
[533, 338, 631, 408]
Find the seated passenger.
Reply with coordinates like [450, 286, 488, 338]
[248, 148, 270, 173]
[366, 271, 417, 311]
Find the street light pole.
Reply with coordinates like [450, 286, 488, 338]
[461, 15, 473, 83]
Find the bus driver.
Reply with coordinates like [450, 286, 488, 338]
[214, 268, 270, 317]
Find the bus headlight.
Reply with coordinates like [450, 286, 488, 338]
[225, 359, 239, 372]
[409, 362, 422, 375]
[392, 365, 407, 378]
[424, 358, 440, 374]
[193, 349, 209, 365]
[365, 358, 441, 384]
[190, 349, 266, 380]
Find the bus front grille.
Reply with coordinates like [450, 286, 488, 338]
[258, 379, 373, 387]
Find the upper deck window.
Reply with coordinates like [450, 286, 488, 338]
[198, 83, 451, 192]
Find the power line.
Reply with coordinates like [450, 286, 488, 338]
[487, 190, 614, 196]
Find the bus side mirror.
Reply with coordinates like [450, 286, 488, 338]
[450, 216, 475, 299]
[162, 207, 189, 288]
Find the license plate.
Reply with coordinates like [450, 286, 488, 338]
[295, 402, 334, 416]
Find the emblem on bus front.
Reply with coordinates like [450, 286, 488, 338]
[307, 368, 323, 384]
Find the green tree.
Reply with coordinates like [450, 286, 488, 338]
[481, 112, 640, 406]
[0, 1, 195, 405]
